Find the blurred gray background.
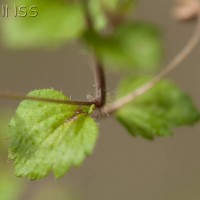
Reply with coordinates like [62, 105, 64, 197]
[0, 0, 200, 200]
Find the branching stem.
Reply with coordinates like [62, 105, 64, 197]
[0, 1, 107, 109]
[0, 3, 199, 117]
[0, 60, 107, 108]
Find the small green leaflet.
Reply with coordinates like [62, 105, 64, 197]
[116, 77, 200, 139]
[8, 89, 98, 180]
[2, 0, 86, 48]
[84, 22, 163, 71]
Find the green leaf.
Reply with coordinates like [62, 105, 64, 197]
[84, 22, 163, 71]
[1, 0, 86, 48]
[116, 77, 200, 139]
[8, 89, 98, 180]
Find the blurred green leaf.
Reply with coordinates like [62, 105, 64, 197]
[84, 22, 163, 71]
[2, 0, 86, 48]
[116, 76, 200, 139]
[8, 89, 98, 180]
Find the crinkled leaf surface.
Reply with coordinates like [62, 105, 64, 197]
[116, 77, 200, 139]
[2, 0, 86, 48]
[8, 89, 98, 180]
[84, 22, 163, 70]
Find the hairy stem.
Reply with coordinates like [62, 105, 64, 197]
[102, 10, 200, 115]
[93, 59, 107, 107]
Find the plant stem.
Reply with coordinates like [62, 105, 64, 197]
[93, 59, 107, 107]
[102, 10, 200, 115]
[82, 1, 107, 108]
[0, 91, 95, 106]
[0, 60, 107, 108]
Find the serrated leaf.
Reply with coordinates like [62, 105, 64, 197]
[84, 22, 163, 71]
[1, 0, 86, 48]
[116, 77, 200, 139]
[8, 89, 98, 180]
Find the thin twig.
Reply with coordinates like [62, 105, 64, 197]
[102, 10, 200, 115]
[0, 91, 95, 106]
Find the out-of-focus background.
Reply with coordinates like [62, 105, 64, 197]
[0, 0, 200, 200]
